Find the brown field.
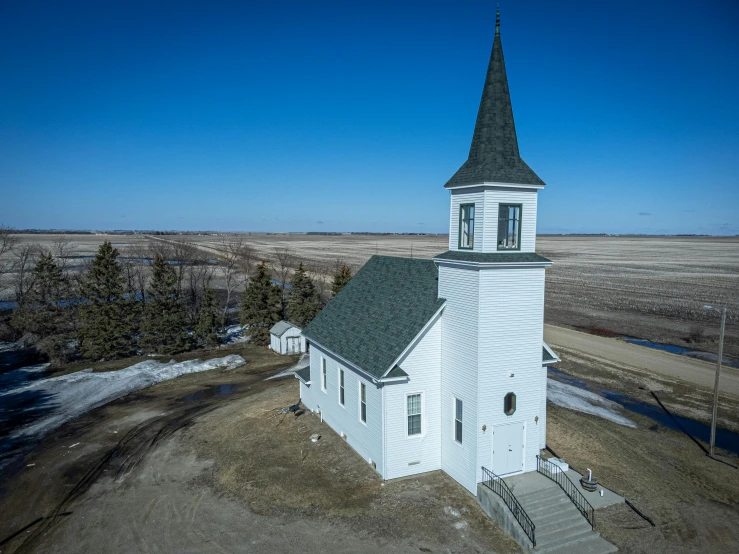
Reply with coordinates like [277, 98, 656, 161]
[1, 233, 737, 357]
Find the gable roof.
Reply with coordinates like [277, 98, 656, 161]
[445, 11, 545, 189]
[542, 342, 560, 365]
[270, 320, 298, 337]
[302, 256, 445, 379]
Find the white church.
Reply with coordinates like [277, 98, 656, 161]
[296, 13, 558, 495]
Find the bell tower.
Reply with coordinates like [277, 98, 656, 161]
[435, 9, 552, 491]
[445, 7, 544, 254]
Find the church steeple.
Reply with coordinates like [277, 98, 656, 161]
[445, 9, 544, 188]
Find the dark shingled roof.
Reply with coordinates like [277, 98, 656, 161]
[445, 13, 545, 189]
[542, 347, 557, 365]
[295, 366, 311, 384]
[302, 256, 445, 379]
[434, 250, 551, 264]
[385, 365, 409, 379]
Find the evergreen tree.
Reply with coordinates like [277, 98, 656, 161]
[78, 241, 134, 360]
[195, 287, 221, 348]
[240, 262, 281, 346]
[141, 254, 190, 354]
[286, 263, 321, 327]
[331, 262, 353, 297]
[11, 252, 65, 338]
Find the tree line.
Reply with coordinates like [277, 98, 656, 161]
[0, 228, 353, 364]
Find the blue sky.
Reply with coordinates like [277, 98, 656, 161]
[1, 0, 737, 234]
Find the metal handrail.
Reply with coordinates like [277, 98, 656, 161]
[481, 466, 536, 547]
[536, 455, 595, 529]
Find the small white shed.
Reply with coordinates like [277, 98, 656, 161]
[269, 321, 306, 355]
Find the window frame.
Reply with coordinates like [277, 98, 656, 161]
[338, 368, 345, 407]
[504, 392, 516, 416]
[359, 382, 367, 425]
[405, 392, 424, 438]
[321, 357, 327, 392]
[458, 203, 475, 250]
[497, 203, 522, 251]
[454, 397, 463, 445]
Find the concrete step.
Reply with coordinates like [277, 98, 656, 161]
[519, 493, 571, 511]
[517, 487, 560, 503]
[535, 528, 596, 552]
[549, 535, 618, 554]
[524, 498, 576, 517]
[536, 519, 592, 544]
[535, 511, 591, 534]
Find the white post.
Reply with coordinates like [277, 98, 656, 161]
[709, 307, 726, 458]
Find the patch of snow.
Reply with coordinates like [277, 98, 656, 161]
[453, 521, 468, 530]
[547, 378, 636, 428]
[221, 324, 250, 344]
[1, 354, 246, 445]
[0, 341, 21, 353]
[0, 363, 50, 390]
[444, 506, 461, 518]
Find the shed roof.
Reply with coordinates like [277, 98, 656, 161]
[270, 320, 299, 337]
[542, 342, 560, 365]
[295, 366, 311, 384]
[302, 256, 445, 379]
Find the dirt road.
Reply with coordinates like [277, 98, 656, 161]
[544, 324, 739, 397]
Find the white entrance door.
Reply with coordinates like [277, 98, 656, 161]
[492, 422, 525, 475]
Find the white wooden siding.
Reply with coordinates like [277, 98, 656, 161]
[482, 188, 538, 253]
[476, 266, 546, 479]
[271, 327, 306, 354]
[438, 265, 480, 493]
[539, 364, 547, 449]
[448, 188, 485, 252]
[383, 316, 442, 479]
[300, 343, 384, 475]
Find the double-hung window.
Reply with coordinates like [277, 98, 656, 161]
[321, 358, 327, 392]
[497, 204, 521, 250]
[407, 393, 422, 436]
[458, 204, 475, 249]
[339, 369, 345, 406]
[454, 398, 463, 444]
[359, 383, 367, 423]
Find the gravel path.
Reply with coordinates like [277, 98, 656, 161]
[544, 324, 739, 397]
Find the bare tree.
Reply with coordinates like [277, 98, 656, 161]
[272, 246, 296, 317]
[121, 242, 152, 303]
[217, 236, 254, 324]
[147, 238, 200, 295]
[50, 235, 75, 273]
[0, 225, 19, 297]
[12, 242, 42, 305]
[308, 260, 332, 305]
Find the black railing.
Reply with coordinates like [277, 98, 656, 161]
[481, 466, 536, 547]
[536, 455, 595, 529]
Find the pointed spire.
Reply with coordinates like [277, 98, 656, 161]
[445, 9, 544, 188]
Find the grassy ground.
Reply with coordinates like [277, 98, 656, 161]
[190, 380, 520, 552]
[547, 349, 739, 553]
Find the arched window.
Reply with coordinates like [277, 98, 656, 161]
[504, 392, 516, 416]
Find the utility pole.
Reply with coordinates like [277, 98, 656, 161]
[704, 305, 727, 458]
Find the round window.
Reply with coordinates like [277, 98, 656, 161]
[504, 392, 516, 415]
